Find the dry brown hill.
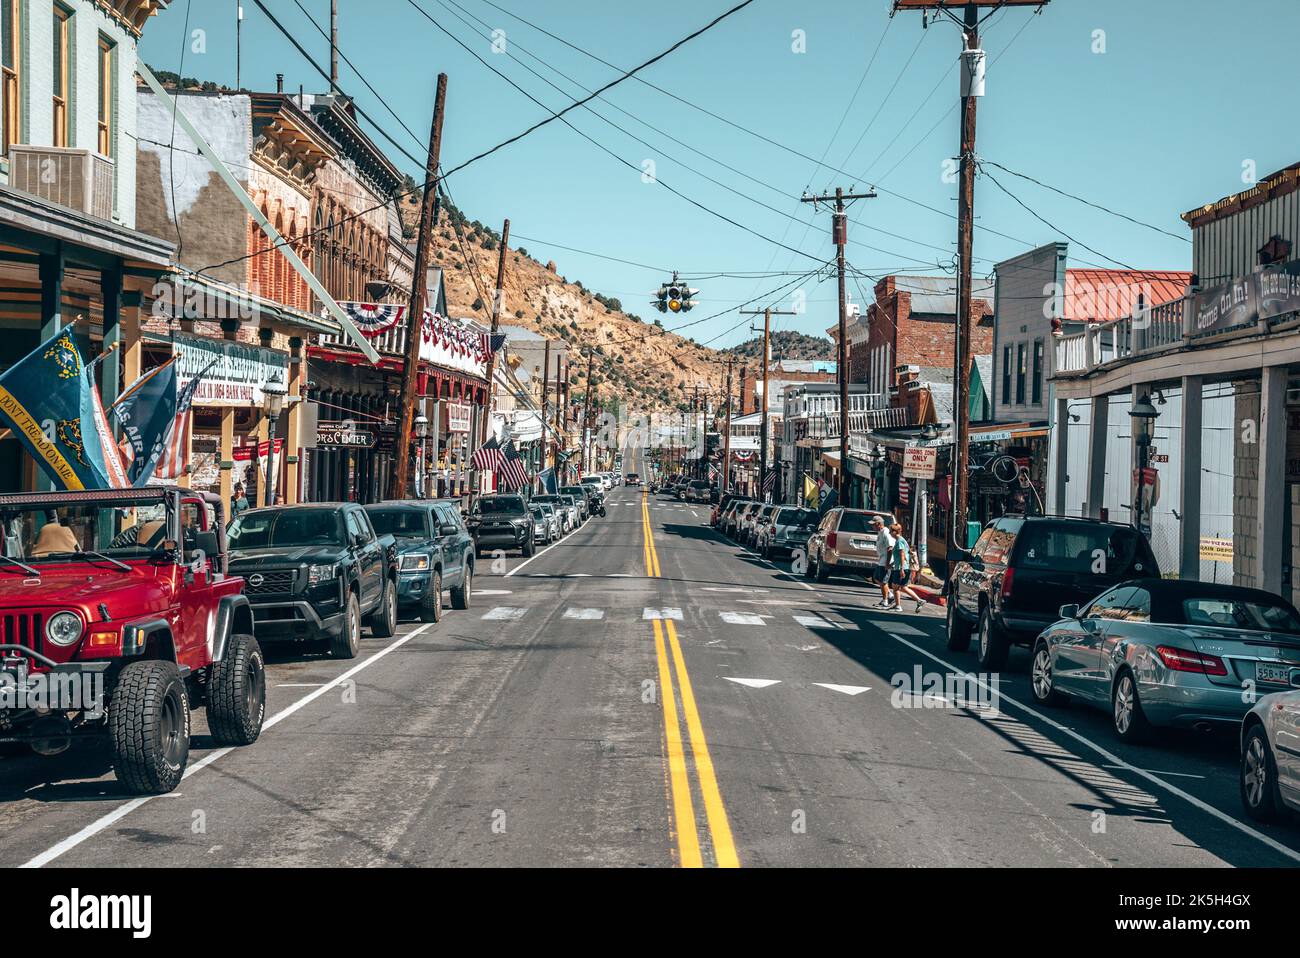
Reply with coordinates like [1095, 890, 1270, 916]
[408, 194, 723, 414]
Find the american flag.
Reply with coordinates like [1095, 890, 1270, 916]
[708, 464, 718, 483]
[156, 362, 211, 480]
[499, 440, 529, 489]
[471, 435, 505, 472]
[762, 469, 775, 495]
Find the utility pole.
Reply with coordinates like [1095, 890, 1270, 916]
[236, 3, 243, 90]
[329, 0, 339, 95]
[801, 186, 875, 505]
[741, 305, 796, 501]
[389, 73, 446, 502]
[890, 0, 1043, 550]
[581, 346, 594, 475]
[475, 217, 510, 485]
[720, 357, 733, 497]
[541, 338, 550, 475]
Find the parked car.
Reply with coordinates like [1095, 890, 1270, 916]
[756, 506, 819, 559]
[0, 488, 264, 794]
[685, 479, 712, 503]
[625, 473, 641, 487]
[947, 515, 1159, 670]
[732, 501, 767, 543]
[712, 493, 746, 528]
[1031, 580, 1300, 743]
[534, 494, 576, 533]
[228, 503, 398, 658]
[719, 498, 754, 538]
[364, 500, 474, 623]
[1241, 688, 1300, 822]
[538, 502, 561, 539]
[529, 502, 556, 545]
[560, 486, 591, 522]
[580, 475, 605, 501]
[739, 504, 775, 547]
[805, 508, 896, 583]
[468, 495, 536, 557]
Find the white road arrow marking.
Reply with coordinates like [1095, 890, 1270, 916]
[482, 607, 527, 621]
[724, 677, 782, 689]
[814, 683, 871, 696]
[563, 607, 605, 620]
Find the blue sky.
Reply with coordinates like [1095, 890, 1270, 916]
[140, 0, 1298, 348]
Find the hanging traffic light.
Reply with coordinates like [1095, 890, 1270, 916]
[651, 273, 699, 313]
[680, 287, 698, 312]
[652, 285, 669, 312]
[667, 285, 684, 312]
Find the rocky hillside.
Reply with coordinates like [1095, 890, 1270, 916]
[725, 330, 835, 363]
[412, 194, 724, 414]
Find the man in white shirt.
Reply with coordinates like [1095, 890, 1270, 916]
[871, 515, 895, 607]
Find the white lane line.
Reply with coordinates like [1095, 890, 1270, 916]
[643, 607, 683, 620]
[882, 630, 1300, 866]
[563, 607, 605, 620]
[23, 621, 438, 869]
[1103, 764, 1206, 781]
[881, 621, 927, 636]
[719, 611, 767, 626]
[472, 589, 511, 596]
[274, 683, 325, 688]
[814, 683, 871, 696]
[724, 677, 782, 689]
[481, 607, 527, 621]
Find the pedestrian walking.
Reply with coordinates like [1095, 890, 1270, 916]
[871, 515, 895, 608]
[231, 482, 249, 517]
[888, 522, 925, 613]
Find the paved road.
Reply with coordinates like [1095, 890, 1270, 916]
[2, 457, 1299, 867]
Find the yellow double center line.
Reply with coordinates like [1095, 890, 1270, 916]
[641, 491, 739, 868]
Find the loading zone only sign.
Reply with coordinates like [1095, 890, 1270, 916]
[903, 445, 937, 480]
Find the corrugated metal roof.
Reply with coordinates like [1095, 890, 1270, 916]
[1063, 269, 1191, 323]
[892, 275, 995, 314]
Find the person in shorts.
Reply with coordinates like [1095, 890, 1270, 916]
[871, 515, 894, 607]
[888, 522, 925, 613]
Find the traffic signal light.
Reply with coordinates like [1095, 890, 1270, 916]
[651, 274, 698, 313]
[653, 285, 669, 312]
[667, 285, 684, 312]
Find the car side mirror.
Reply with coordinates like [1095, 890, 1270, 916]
[439, 523, 457, 536]
[193, 530, 219, 561]
[1059, 603, 1080, 620]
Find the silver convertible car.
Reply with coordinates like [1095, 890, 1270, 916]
[1240, 689, 1300, 822]
[1029, 579, 1300, 742]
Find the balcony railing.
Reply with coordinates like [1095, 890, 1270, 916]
[1054, 295, 1191, 376]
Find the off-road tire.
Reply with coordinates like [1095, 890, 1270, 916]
[370, 577, 398, 638]
[451, 563, 472, 610]
[522, 537, 535, 558]
[420, 570, 443, 623]
[109, 660, 190, 795]
[330, 592, 362, 659]
[208, 633, 266, 746]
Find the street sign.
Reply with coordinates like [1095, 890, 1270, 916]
[903, 445, 937, 479]
[1199, 536, 1233, 563]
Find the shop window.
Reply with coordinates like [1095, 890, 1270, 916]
[1031, 339, 1044, 405]
[97, 36, 114, 157]
[1001, 345, 1011, 404]
[2, 0, 20, 153]
[52, 5, 69, 147]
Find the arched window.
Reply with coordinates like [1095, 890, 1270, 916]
[313, 205, 325, 289]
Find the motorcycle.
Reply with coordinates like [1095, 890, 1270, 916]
[598, 502, 607, 517]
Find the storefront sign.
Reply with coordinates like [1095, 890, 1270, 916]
[167, 332, 289, 408]
[317, 422, 376, 448]
[1199, 536, 1232, 563]
[1192, 276, 1257, 337]
[1258, 260, 1300, 321]
[902, 445, 937, 479]
[446, 402, 473, 434]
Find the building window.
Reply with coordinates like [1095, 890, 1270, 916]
[52, 5, 69, 147]
[1031, 339, 1044, 405]
[1015, 342, 1026, 405]
[2, 0, 20, 153]
[97, 36, 114, 157]
[1001, 345, 1011, 404]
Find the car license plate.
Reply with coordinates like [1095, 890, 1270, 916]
[1255, 663, 1292, 685]
[850, 539, 871, 550]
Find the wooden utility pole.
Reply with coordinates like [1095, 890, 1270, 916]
[720, 357, 733, 496]
[801, 186, 875, 504]
[329, 0, 339, 94]
[890, 0, 1045, 549]
[474, 217, 510, 490]
[581, 346, 594, 474]
[741, 305, 797, 500]
[540, 338, 550, 474]
[389, 73, 446, 502]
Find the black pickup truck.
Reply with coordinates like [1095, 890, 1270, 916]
[226, 503, 398, 659]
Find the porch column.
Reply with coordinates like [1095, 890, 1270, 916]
[120, 289, 143, 389]
[220, 409, 235, 512]
[39, 248, 64, 340]
[1258, 365, 1288, 595]
[1084, 394, 1109, 519]
[285, 336, 303, 504]
[1052, 395, 1069, 516]
[256, 411, 270, 507]
[99, 267, 123, 409]
[1178, 376, 1203, 580]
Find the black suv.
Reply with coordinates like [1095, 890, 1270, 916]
[945, 515, 1159, 670]
[468, 494, 536, 557]
[227, 503, 398, 659]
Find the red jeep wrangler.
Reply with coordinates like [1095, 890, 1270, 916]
[0, 487, 265, 794]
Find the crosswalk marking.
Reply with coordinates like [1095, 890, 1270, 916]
[481, 607, 527, 621]
[563, 607, 605, 620]
[886, 623, 927, 636]
[719, 611, 766, 626]
[644, 607, 683, 620]
[793, 614, 838, 629]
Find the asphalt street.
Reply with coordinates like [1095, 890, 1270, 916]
[2, 450, 1299, 867]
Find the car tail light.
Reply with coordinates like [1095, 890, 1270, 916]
[1156, 645, 1228, 676]
[827, 532, 838, 549]
[1000, 566, 1015, 600]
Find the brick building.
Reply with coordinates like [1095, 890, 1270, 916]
[737, 359, 835, 415]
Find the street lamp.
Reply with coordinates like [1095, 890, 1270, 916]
[414, 413, 429, 499]
[869, 444, 885, 511]
[1129, 392, 1160, 535]
[261, 371, 287, 507]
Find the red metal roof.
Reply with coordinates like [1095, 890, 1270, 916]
[1063, 269, 1192, 324]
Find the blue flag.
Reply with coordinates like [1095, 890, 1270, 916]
[539, 467, 557, 494]
[112, 357, 178, 485]
[0, 326, 128, 490]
